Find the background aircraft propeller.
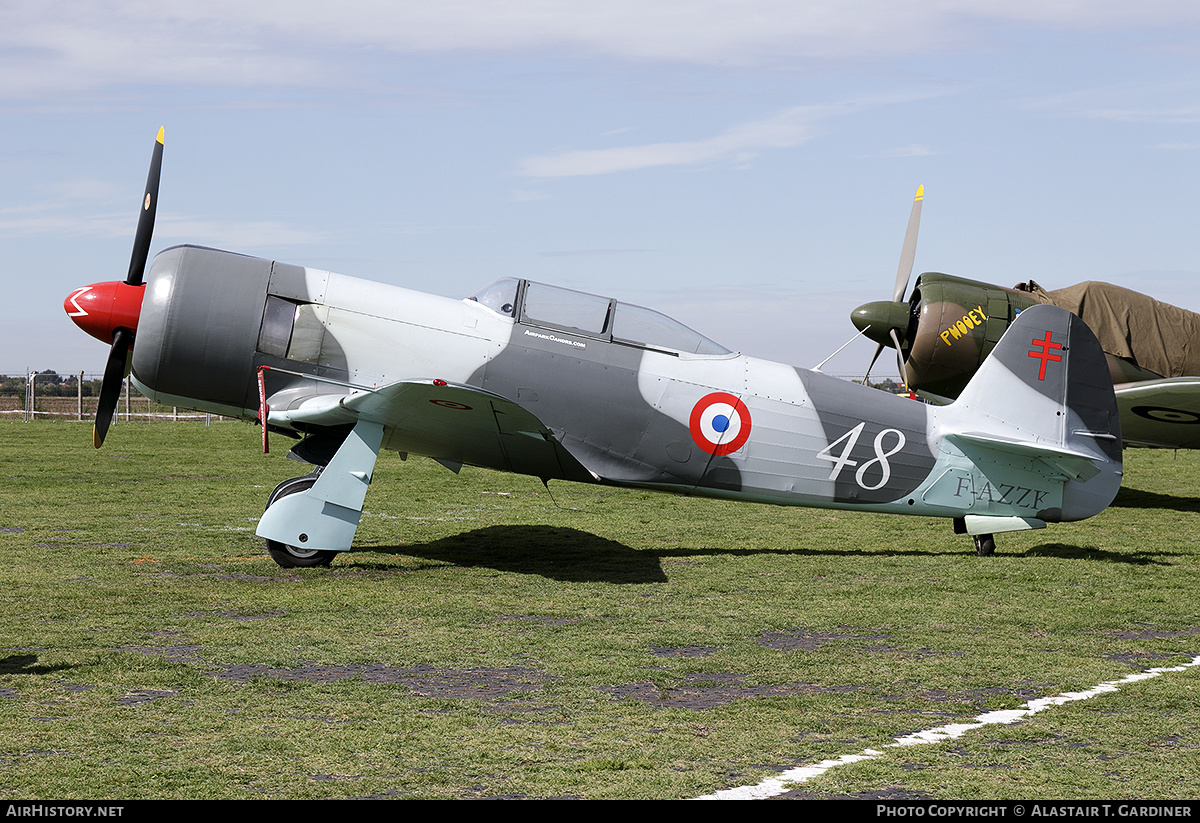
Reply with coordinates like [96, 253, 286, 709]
[857, 185, 922, 391]
[64, 128, 163, 447]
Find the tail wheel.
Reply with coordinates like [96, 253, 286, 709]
[974, 534, 996, 557]
[263, 472, 337, 568]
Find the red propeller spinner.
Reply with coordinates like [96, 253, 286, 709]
[64, 281, 145, 344]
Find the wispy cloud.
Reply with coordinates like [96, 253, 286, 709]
[515, 94, 940, 177]
[6, 2, 1200, 100]
[156, 217, 329, 249]
[516, 104, 846, 178]
[0, 206, 326, 249]
[1021, 80, 1200, 124]
[1084, 106, 1200, 123]
[0, 179, 128, 230]
[0, 212, 131, 238]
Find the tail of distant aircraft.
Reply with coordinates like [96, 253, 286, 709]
[925, 304, 1123, 543]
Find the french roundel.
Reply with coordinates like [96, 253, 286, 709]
[689, 392, 752, 456]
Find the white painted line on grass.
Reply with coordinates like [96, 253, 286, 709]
[696, 655, 1200, 800]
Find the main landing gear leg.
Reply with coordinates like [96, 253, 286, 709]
[256, 420, 385, 569]
[973, 533, 996, 557]
[954, 518, 997, 557]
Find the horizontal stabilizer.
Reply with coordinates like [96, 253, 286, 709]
[946, 431, 1103, 481]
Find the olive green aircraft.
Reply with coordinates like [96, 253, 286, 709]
[852, 188, 1200, 451]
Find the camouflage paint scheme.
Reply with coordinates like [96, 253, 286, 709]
[125, 245, 1122, 567]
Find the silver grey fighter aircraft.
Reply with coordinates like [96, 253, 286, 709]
[63, 130, 1124, 564]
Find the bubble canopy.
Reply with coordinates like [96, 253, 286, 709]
[469, 278, 730, 356]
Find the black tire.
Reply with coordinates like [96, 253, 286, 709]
[263, 473, 337, 568]
[974, 533, 996, 557]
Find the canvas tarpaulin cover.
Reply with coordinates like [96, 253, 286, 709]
[1020, 280, 1200, 379]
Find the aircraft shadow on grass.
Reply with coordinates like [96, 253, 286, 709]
[1109, 485, 1200, 513]
[1020, 543, 1170, 565]
[350, 522, 1168, 581]
[359, 525, 968, 582]
[0, 654, 75, 676]
[364, 525, 667, 584]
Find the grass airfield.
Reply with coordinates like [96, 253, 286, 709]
[1, 420, 1197, 800]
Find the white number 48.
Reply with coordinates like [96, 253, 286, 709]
[816, 422, 906, 491]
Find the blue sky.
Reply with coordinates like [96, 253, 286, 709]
[4, 1, 1200, 378]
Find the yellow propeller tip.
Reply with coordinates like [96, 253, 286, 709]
[156, 126, 164, 144]
[914, 185, 924, 201]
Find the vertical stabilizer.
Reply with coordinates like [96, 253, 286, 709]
[932, 304, 1122, 526]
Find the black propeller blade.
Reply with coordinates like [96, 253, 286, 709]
[126, 127, 164, 287]
[93, 127, 163, 448]
[93, 327, 132, 448]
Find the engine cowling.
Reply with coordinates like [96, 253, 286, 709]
[902, 274, 1040, 399]
[133, 245, 280, 417]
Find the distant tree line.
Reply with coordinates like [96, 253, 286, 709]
[866, 378, 904, 393]
[0, 371, 104, 397]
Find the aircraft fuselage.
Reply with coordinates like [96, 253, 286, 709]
[130, 246, 1120, 531]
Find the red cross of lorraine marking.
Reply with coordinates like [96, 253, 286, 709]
[1028, 330, 1062, 381]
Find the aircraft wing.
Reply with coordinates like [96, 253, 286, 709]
[267, 379, 594, 482]
[1115, 377, 1200, 449]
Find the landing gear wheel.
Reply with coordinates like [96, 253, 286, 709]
[974, 533, 996, 557]
[263, 472, 337, 568]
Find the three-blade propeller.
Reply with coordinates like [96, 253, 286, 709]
[63, 127, 162, 447]
[858, 185, 922, 390]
